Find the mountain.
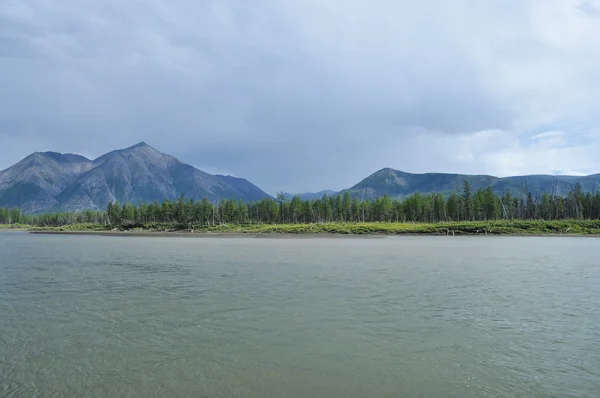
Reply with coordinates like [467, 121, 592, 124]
[4, 144, 600, 214]
[0, 142, 271, 213]
[283, 190, 338, 201]
[0, 152, 93, 213]
[341, 168, 600, 200]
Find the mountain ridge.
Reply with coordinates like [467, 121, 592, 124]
[2, 144, 600, 214]
[339, 167, 600, 200]
[0, 142, 271, 213]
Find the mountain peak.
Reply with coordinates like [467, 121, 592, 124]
[25, 151, 89, 165]
[371, 167, 406, 177]
[129, 141, 150, 149]
[91, 141, 164, 167]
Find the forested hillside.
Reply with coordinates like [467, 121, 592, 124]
[343, 167, 600, 200]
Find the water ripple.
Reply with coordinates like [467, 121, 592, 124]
[0, 234, 599, 397]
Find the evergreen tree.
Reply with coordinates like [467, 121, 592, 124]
[463, 180, 472, 221]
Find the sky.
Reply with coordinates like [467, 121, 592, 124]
[1, 0, 600, 194]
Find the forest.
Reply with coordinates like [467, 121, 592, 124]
[2, 181, 600, 228]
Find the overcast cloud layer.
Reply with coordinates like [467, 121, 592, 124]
[1, 0, 600, 193]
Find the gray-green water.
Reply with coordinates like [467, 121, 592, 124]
[1, 232, 599, 397]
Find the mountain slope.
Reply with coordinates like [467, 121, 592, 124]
[0, 142, 271, 213]
[342, 168, 600, 200]
[0, 152, 92, 213]
[56, 142, 271, 211]
[214, 175, 275, 202]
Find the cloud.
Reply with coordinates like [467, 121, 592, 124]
[1, 0, 600, 194]
[578, 0, 600, 17]
[389, 127, 600, 179]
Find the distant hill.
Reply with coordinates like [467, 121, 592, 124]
[283, 190, 338, 201]
[341, 168, 600, 200]
[0, 142, 271, 213]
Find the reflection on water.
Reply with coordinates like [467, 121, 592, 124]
[1, 233, 599, 397]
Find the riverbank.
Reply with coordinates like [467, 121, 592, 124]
[0, 224, 30, 231]
[22, 220, 600, 236]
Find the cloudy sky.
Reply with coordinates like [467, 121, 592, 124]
[1, 0, 600, 194]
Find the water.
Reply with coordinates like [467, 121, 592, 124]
[1, 232, 599, 397]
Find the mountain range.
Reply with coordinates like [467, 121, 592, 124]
[1, 143, 599, 214]
[289, 169, 600, 202]
[0, 142, 270, 213]
[339, 167, 600, 200]
[283, 190, 338, 201]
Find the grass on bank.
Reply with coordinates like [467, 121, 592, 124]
[27, 223, 109, 232]
[0, 223, 31, 230]
[25, 219, 600, 235]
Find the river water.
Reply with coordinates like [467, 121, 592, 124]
[1, 232, 599, 397]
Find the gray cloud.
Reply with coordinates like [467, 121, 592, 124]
[579, 1, 600, 16]
[1, 0, 600, 194]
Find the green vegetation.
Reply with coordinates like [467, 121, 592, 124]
[0, 223, 31, 230]
[0, 207, 107, 227]
[22, 220, 600, 235]
[27, 223, 109, 232]
[2, 180, 600, 235]
[171, 220, 600, 235]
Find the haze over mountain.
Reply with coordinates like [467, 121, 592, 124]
[0, 143, 271, 213]
[341, 168, 600, 201]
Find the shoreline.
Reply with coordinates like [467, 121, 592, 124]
[10, 220, 600, 238]
[26, 229, 600, 238]
[28, 230, 373, 238]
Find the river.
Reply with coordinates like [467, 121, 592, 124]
[1, 232, 599, 397]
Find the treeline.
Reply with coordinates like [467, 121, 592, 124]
[103, 181, 600, 225]
[0, 207, 107, 226]
[0, 207, 23, 225]
[2, 181, 600, 227]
